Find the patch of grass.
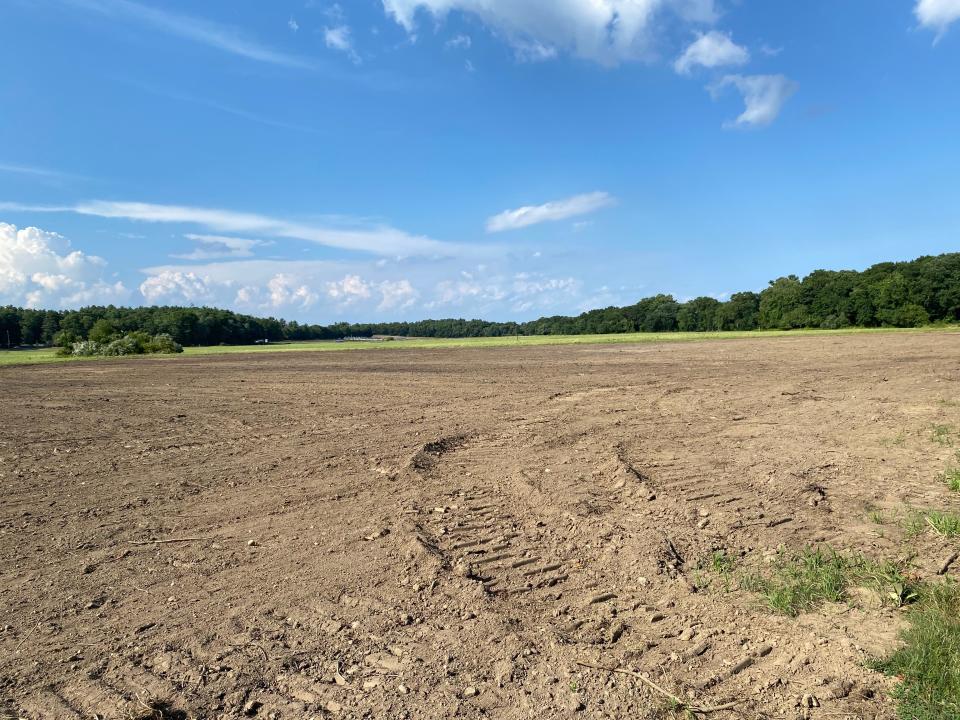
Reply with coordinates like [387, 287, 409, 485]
[905, 509, 960, 538]
[740, 547, 920, 617]
[872, 581, 960, 719]
[942, 468, 960, 493]
[740, 547, 856, 616]
[869, 509, 889, 524]
[930, 424, 955, 447]
[699, 550, 738, 593]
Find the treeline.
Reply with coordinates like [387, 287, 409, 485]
[2, 252, 959, 347]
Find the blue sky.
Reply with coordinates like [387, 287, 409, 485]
[1, 0, 959, 322]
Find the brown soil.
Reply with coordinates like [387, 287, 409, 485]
[3, 332, 960, 720]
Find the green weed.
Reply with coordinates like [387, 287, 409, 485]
[930, 425, 955, 446]
[872, 581, 960, 719]
[740, 547, 920, 617]
[942, 469, 960, 493]
[906, 509, 960, 538]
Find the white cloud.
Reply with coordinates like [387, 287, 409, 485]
[916, 0, 960, 36]
[486, 191, 616, 233]
[326, 274, 372, 304]
[0, 222, 129, 308]
[65, 0, 316, 69]
[377, 279, 418, 310]
[268, 274, 318, 308]
[324, 25, 360, 63]
[711, 74, 797, 128]
[139, 270, 217, 304]
[0, 163, 84, 181]
[172, 234, 266, 260]
[381, 0, 718, 65]
[4, 199, 461, 257]
[674, 31, 748, 74]
[288, 17, 300, 32]
[426, 269, 578, 312]
[445, 33, 472, 50]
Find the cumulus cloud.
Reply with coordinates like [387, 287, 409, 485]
[711, 74, 797, 128]
[486, 191, 616, 233]
[674, 31, 748, 74]
[268, 274, 318, 308]
[0, 222, 129, 308]
[381, 0, 718, 65]
[916, 0, 960, 36]
[4, 199, 460, 257]
[325, 274, 372, 305]
[377, 279, 418, 310]
[427, 269, 579, 312]
[139, 270, 217, 304]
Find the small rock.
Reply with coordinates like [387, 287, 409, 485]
[242, 699, 262, 716]
[325, 700, 343, 714]
[397, 684, 410, 695]
[247, 539, 258, 547]
[400, 613, 414, 626]
[649, 613, 665, 623]
[463, 686, 479, 698]
[679, 627, 696, 641]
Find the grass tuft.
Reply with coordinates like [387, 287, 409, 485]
[942, 469, 960, 493]
[906, 509, 960, 538]
[740, 547, 856, 616]
[739, 547, 920, 617]
[930, 424, 955, 446]
[872, 581, 960, 720]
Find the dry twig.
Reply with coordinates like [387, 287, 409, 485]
[129, 536, 222, 545]
[576, 660, 739, 716]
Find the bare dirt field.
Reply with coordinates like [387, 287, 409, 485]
[3, 331, 960, 720]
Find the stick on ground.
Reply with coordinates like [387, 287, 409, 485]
[576, 660, 739, 715]
[938, 551, 959, 576]
[129, 536, 223, 545]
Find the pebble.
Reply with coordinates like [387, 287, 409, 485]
[397, 684, 410, 695]
[463, 686, 479, 698]
[679, 627, 696, 641]
[247, 539, 258, 547]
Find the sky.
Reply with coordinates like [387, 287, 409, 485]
[1, 0, 959, 323]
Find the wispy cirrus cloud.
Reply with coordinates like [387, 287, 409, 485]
[62, 0, 316, 69]
[0, 199, 467, 257]
[171, 234, 267, 261]
[0, 163, 86, 182]
[486, 192, 616, 233]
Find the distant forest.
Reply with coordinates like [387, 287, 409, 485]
[2, 252, 959, 347]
